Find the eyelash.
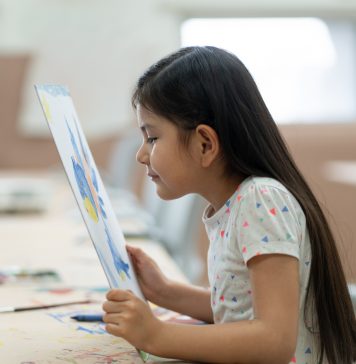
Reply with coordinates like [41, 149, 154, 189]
[146, 137, 158, 145]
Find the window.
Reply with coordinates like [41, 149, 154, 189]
[181, 18, 356, 124]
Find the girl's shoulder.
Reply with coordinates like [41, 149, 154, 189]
[238, 176, 291, 196]
[237, 176, 303, 215]
[235, 175, 306, 229]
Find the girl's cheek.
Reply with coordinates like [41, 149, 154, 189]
[148, 153, 157, 170]
[150, 148, 158, 164]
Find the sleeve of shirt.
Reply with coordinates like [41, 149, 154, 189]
[235, 183, 302, 264]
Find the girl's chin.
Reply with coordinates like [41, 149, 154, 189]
[155, 185, 186, 201]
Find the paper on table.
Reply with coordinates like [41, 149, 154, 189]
[0, 176, 51, 213]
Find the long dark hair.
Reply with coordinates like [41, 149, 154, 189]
[132, 46, 356, 363]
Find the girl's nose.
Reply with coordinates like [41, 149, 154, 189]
[136, 142, 149, 165]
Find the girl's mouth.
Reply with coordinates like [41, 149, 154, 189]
[148, 173, 159, 181]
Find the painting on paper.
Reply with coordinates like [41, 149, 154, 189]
[35, 85, 144, 299]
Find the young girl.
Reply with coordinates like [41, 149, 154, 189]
[102, 46, 356, 364]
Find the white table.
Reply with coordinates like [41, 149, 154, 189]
[0, 171, 190, 363]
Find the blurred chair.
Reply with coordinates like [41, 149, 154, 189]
[151, 193, 206, 282]
[105, 127, 142, 209]
[139, 178, 206, 281]
[106, 127, 142, 193]
[0, 54, 30, 169]
[105, 128, 155, 227]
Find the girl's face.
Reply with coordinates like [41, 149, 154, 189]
[136, 105, 202, 200]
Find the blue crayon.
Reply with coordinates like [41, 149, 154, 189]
[70, 314, 103, 322]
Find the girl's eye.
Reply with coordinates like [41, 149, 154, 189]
[147, 137, 158, 145]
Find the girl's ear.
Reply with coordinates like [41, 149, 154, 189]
[194, 124, 220, 168]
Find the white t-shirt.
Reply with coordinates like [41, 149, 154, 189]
[202, 176, 322, 364]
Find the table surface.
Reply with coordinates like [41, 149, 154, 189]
[0, 171, 191, 364]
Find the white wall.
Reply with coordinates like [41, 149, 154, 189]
[1, 0, 356, 138]
[0, 0, 180, 138]
[164, 0, 356, 18]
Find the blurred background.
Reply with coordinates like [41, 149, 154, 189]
[0, 0, 355, 286]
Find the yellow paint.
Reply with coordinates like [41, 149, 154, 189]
[83, 334, 98, 340]
[0, 340, 3, 347]
[41, 95, 52, 122]
[119, 271, 126, 281]
[84, 197, 98, 223]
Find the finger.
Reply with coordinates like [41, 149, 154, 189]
[106, 289, 134, 301]
[102, 300, 125, 313]
[102, 297, 137, 312]
[102, 312, 124, 324]
[105, 323, 123, 337]
[126, 245, 145, 260]
[126, 244, 140, 253]
[126, 247, 138, 265]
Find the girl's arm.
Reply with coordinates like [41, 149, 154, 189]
[126, 245, 213, 323]
[103, 254, 299, 364]
[156, 280, 213, 323]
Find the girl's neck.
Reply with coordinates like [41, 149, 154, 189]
[201, 173, 245, 214]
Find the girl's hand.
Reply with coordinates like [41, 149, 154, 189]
[102, 289, 162, 352]
[126, 245, 171, 304]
